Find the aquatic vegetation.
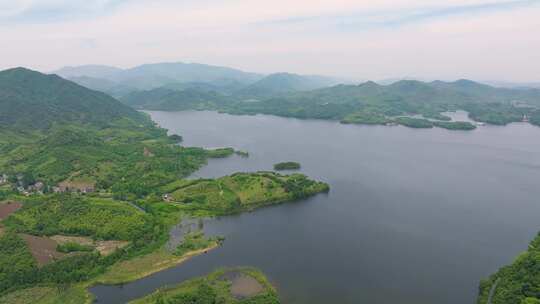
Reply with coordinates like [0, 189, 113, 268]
[273, 162, 301, 171]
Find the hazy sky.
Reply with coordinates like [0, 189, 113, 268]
[1, 0, 539, 81]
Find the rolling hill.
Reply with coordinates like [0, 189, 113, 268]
[120, 72, 341, 110]
[235, 72, 340, 98]
[221, 79, 540, 126]
[120, 87, 230, 111]
[66, 76, 136, 98]
[0, 67, 146, 130]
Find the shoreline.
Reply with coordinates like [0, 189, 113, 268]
[91, 242, 220, 286]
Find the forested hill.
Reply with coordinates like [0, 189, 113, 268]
[119, 76, 540, 128]
[220, 79, 540, 126]
[261, 79, 540, 107]
[0, 67, 147, 130]
[120, 87, 231, 111]
[235, 72, 339, 97]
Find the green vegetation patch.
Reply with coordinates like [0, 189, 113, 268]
[393, 117, 434, 128]
[174, 231, 220, 256]
[341, 111, 389, 125]
[0, 232, 38, 294]
[465, 102, 524, 125]
[56, 242, 94, 253]
[3, 196, 151, 241]
[421, 111, 452, 121]
[433, 121, 476, 130]
[206, 148, 235, 158]
[273, 162, 301, 171]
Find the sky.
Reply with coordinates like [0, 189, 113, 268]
[0, 0, 539, 82]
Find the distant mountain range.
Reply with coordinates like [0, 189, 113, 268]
[235, 73, 339, 97]
[482, 80, 540, 89]
[48, 62, 540, 128]
[54, 62, 263, 90]
[53, 62, 344, 98]
[228, 79, 540, 124]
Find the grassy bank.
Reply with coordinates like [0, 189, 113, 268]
[93, 244, 219, 285]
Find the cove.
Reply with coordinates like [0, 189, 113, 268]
[91, 111, 540, 304]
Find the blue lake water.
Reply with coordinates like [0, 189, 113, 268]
[91, 111, 540, 304]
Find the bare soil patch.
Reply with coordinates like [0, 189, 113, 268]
[50, 235, 129, 256]
[58, 180, 95, 192]
[0, 201, 22, 220]
[21, 234, 65, 266]
[221, 271, 264, 299]
[51, 235, 94, 246]
[95, 240, 129, 256]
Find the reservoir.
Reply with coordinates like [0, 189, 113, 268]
[91, 111, 540, 304]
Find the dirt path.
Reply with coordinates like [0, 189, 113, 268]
[126, 201, 146, 213]
[487, 278, 501, 304]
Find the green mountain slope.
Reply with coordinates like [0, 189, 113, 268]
[121, 87, 230, 111]
[67, 76, 136, 98]
[236, 72, 339, 98]
[0, 68, 210, 187]
[0, 68, 146, 130]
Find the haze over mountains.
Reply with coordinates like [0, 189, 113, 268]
[48, 62, 540, 129]
[54, 62, 343, 99]
[55, 62, 540, 100]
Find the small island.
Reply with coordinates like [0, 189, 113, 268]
[130, 267, 280, 304]
[274, 162, 301, 171]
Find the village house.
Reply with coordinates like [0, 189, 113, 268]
[0, 174, 7, 185]
[162, 193, 173, 202]
[27, 181, 45, 193]
[16, 186, 30, 196]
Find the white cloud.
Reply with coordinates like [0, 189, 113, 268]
[0, 0, 31, 17]
[0, 0, 539, 81]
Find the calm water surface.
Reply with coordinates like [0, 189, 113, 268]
[91, 111, 540, 304]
